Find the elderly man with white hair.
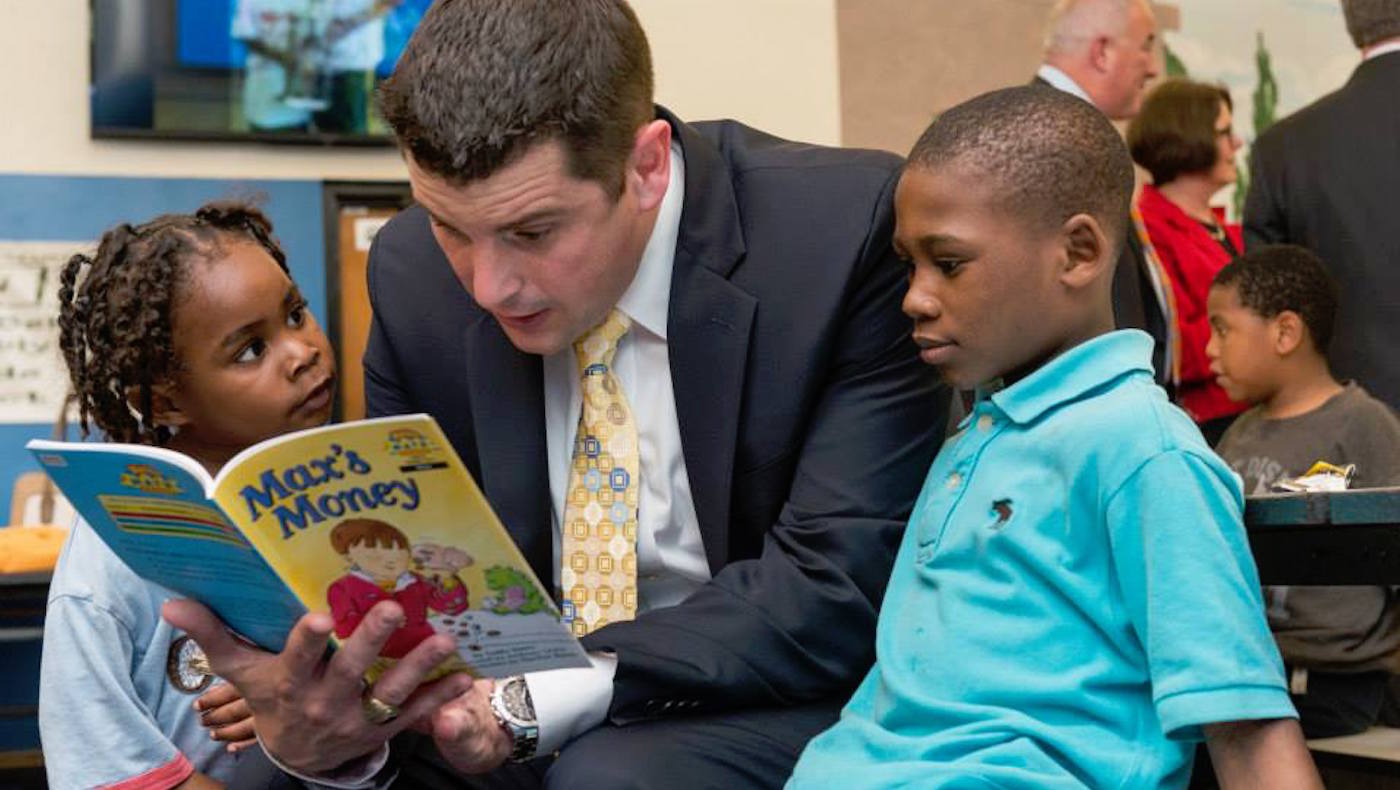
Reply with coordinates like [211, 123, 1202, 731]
[1038, 0, 1161, 119]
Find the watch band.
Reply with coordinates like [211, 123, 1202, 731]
[490, 676, 540, 762]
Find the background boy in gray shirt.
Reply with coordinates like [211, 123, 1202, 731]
[1208, 244, 1400, 738]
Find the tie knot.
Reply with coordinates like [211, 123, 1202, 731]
[574, 309, 631, 374]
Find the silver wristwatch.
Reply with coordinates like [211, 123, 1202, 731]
[489, 675, 540, 762]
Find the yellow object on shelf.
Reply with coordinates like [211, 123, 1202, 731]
[0, 524, 69, 574]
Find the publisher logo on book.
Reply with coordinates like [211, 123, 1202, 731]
[120, 464, 185, 496]
[387, 428, 449, 472]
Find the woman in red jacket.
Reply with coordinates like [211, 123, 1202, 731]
[1128, 79, 1246, 444]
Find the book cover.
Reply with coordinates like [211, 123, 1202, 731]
[29, 414, 588, 678]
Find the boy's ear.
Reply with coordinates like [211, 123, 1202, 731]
[1272, 310, 1305, 355]
[128, 381, 190, 430]
[1058, 213, 1112, 290]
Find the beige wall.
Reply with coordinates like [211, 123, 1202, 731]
[838, 1, 1181, 156]
[838, 0, 1055, 155]
[0, 1, 842, 180]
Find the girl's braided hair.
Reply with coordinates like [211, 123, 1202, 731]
[58, 201, 290, 444]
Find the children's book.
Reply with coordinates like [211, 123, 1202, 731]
[28, 414, 589, 678]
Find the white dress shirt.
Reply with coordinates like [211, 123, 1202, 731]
[1036, 64, 1093, 103]
[527, 141, 709, 754]
[1365, 38, 1400, 61]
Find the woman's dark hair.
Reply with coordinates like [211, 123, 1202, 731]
[1126, 79, 1233, 186]
[58, 201, 289, 444]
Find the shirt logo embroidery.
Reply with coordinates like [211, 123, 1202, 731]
[990, 499, 1014, 529]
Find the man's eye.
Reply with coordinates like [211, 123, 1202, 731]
[235, 339, 266, 363]
[935, 258, 964, 275]
[288, 304, 307, 328]
[432, 220, 466, 241]
[513, 227, 551, 243]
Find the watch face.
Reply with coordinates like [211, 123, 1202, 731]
[502, 677, 537, 722]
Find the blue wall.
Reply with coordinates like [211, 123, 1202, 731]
[0, 175, 326, 518]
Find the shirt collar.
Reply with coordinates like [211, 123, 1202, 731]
[1365, 39, 1400, 61]
[1037, 64, 1092, 103]
[984, 330, 1155, 425]
[615, 141, 684, 340]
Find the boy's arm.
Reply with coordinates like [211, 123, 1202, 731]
[1205, 719, 1322, 789]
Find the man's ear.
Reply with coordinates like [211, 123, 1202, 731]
[128, 381, 190, 431]
[1089, 35, 1113, 74]
[1058, 213, 1113, 291]
[1272, 310, 1305, 355]
[626, 119, 672, 212]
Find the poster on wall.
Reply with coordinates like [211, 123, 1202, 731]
[0, 241, 90, 425]
[1162, 0, 1358, 215]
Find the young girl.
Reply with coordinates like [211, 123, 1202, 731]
[40, 202, 337, 789]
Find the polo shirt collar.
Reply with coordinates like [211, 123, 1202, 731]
[983, 330, 1155, 425]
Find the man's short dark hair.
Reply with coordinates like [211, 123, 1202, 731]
[907, 86, 1135, 258]
[1213, 244, 1339, 353]
[1127, 79, 1232, 186]
[378, 0, 654, 196]
[1342, 0, 1400, 49]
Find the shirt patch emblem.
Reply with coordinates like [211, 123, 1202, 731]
[166, 635, 214, 694]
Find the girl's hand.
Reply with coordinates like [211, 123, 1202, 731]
[195, 682, 257, 752]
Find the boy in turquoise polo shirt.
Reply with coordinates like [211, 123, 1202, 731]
[788, 87, 1320, 788]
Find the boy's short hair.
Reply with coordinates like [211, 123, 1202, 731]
[378, 0, 653, 198]
[907, 86, 1135, 259]
[1213, 244, 1339, 352]
[331, 519, 409, 555]
[1127, 79, 1232, 186]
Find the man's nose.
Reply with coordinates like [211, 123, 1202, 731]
[453, 243, 520, 310]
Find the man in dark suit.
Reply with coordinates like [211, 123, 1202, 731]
[1032, 0, 1173, 388]
[169, 1, 945, 788]
[1244, 0, 1400, 409]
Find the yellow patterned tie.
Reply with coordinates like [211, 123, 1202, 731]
[559, 309, 639, 636]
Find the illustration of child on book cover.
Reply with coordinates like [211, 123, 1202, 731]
[327, 518, 472, 658]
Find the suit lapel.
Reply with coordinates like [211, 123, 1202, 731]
[461, 312, 554, 587]
[664, 111, 755, 574]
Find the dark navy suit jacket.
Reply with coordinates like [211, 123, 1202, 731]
[1245, 52, 1400, 409]
[362, 108, 947, 723]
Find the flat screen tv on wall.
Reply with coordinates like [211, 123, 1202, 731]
[91, 0, 431, 145]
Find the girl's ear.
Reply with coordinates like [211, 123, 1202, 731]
[128, 381, 190, 430]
